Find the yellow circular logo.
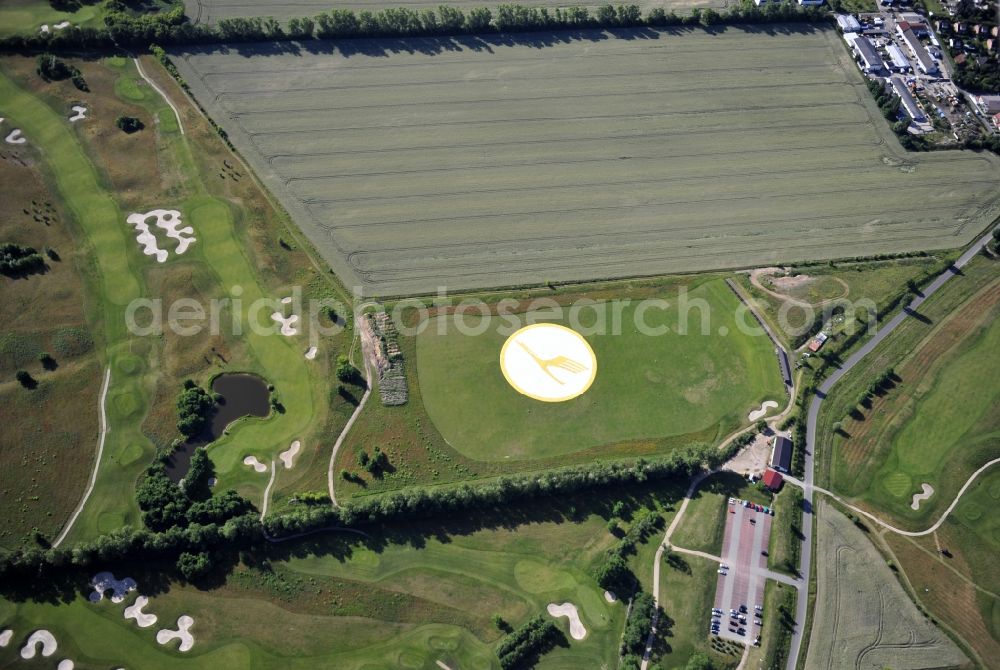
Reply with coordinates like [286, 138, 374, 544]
[500, 323, 597, 403]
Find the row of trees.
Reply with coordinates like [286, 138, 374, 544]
[265, 442, 735, 537]
[0, 2, 828, 52]
[496, 614, 563, 669]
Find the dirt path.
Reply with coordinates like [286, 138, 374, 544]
[260, 460, 277, 520]
[784, 458, 1000, 538]
[53, 366, 111, 548]
[133, 57, 184, 135]
[747, 268, 849, 308]
[326, 310, 376, 507]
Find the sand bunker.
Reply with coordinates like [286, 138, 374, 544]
[911, 483, 935, 510]
[603, 590, 617, 603]
[0, 629, 12, 647]
[20, 630, 57, 659]
[305, 346, 318, 360]
[126, 209, 196, 263]
[547, 603, 586, 640]
[279, 441, 300, 469]
[748, 400, 779, 422]
[57, 660, 74, 670]
[5, 129, 26, 145]
[124, 595, 158, 628]
[243, 455, 267, 473]
[281, 296, 293, 304]
[69, 105, 87, 122]
[54, 21, 71, 29]
[39, 24, 50, 33]
[89, 571, 137, 603]
[270, 312, 299, 336]
[157, 615, 195, 652]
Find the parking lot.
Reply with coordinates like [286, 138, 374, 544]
[710, 499, 774, 645]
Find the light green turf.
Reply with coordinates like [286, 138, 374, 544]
[872, 309, 1000, 513]
[0, 65, 154, 534]
[0, 0, 103, 37]
[0, 57, 322, 541]
[416, 278, 785, 460]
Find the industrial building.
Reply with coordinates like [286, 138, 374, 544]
[836, 14, 862, 33]
[974, 95, 1000, 115]
[886, 44, 912, 72]
[890, 75, 926, 122]
[850, 35, 886, 73]
[898, 27, 939, 75]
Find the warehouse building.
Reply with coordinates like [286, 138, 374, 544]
[770, 436, 793, 474]
[851, 35, 886, 73]
[886, 44, 912, 72]
[890, 75, 926, 122]
[836, 14, 862, 32]
[898, 27, 939, 75]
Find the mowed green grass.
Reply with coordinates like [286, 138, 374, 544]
[182, 0, 730, 24]
[415, 279, 784, 460]
[823, 264, 1000, 525]
[0, 500, 635, 669]
[171, 28, 1000, 296]
[0, 0, 103, 37]
[670, 471, 770, 555]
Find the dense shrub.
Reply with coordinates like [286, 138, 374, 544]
[621, 591, 658, 654]
[0, 243, 45, 277]
[176, 550, 213, 581]
[115, 115, 144, 133]
[176, 381, 215, 438]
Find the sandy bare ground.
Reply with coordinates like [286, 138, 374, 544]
[124, 595, 157, 628]
[747, 268, 849, 308]
[279, 441, 300, 469]
[270, 312, 299, 336]
[53, 367, 111, 548]
[547, 602, 586, 640]
[20, 630, 57, 658]
[747, 400, 778, 422]
[157, 615, 195, 652]
[126, 209, 195, 263]
[910, 483, 934, 510]
[243, 455, 267, 473]
[723, 432, 773, 479]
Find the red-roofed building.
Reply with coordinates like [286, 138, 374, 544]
[763, 469, 784, 491]
[992, 112, 1000, 132]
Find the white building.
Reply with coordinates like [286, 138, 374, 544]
[974, 95, 1000, 115]
[886, 44, 912, 72]
[836, 14, 862, 33]
[890, 75, 926, 122]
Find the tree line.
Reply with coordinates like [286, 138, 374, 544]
[0, 1, 828, 52]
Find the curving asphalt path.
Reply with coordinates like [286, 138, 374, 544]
[787, 225, 999, 670]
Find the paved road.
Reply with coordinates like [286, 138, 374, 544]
[787, 226, 998, 670]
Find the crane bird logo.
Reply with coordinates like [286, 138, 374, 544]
[499, 323, 597, 402]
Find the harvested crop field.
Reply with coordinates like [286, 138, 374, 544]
[805, 500, 967, 670]
[183, 0, 731, 24]
[171, 28, 1000, 296]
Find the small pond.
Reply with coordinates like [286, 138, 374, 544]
[165, 373, 271, 482]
